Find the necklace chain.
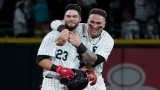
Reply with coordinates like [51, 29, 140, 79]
[88, 35, 101, 45]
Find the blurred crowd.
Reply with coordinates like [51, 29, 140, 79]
[0, 0, 160, 39]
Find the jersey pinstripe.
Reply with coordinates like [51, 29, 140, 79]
[74, 23, 114, 90]
[37, 30, 80, 90]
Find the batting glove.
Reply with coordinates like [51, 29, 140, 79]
[56, 65, 76, 80]
[86, 70, 97, 85]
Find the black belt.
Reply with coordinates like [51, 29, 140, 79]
[45, 76, 53, 79]
[45, 76, 63, 80]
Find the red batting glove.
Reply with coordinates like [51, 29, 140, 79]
[56, 66, 75, 80]
[86, 70, 97, 85]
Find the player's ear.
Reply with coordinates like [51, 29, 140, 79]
[87, 19, 90, 24]
[102, 21, 106, 28]
[79, 17, 81, 22]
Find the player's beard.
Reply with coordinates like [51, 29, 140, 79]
[65, 23, 79, 31]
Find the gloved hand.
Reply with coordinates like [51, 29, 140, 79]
[56, 65, 76, 80]
[86, 70, 97, 85]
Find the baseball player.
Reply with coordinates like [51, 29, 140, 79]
[51, 8, 114, 90]
[37, 4, 97, 90]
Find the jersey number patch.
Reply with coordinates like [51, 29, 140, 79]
[56, 49, 68, 61]
[93, 46, 97, 53]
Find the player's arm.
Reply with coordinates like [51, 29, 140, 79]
[69, 31, 106, 67]
[36, 32, 56, 71]
[78, 38, 114, 67]
[36, 55, 52, 70]
[80, 48, 106, 67]
[36, 55, 75, 80]
[50, 20, 70, 46]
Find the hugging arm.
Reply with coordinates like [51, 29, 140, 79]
[51, 20, 105, 66]
[50, 20, 69, 46]
[68, 28, 106, 67]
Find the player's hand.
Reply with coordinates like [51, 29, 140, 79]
[56, 65, 76, 80]
[55, 29, 69, 46]
[86, 70, 97, 85]
[69, 32, 81, 47]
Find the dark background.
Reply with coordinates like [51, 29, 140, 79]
[0, 44, 43, 90]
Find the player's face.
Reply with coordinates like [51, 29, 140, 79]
[64, 10, 81, 31]
[87, 14, 106, 38]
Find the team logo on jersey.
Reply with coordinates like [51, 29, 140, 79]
[93, 46, 97, 53]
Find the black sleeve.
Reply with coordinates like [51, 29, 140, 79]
[36, 55, 50, 64]
[57, 25, 67, 32]
[92, 54, 105, 67]
[79, 62, 85, 69]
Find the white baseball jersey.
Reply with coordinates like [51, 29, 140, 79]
[51, 20, 114, 90]
[76, 23, 114, 90]
[37, 30, 80, 90]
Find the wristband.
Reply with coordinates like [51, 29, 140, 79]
[77, 43, 87, 54]
[57, 25, 67, 32]
[51, 64, 57, 72]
